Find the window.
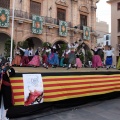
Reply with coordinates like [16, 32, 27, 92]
[30, 0, 41, 16]
[106, 41, 109, 46]
[117, 2, 120, 10]
[118, 19, 120, 32]
[0, 0, 10, 9]
[57, 8, 66, 21]
[80, 14, 87, 26]
[106, 35, 109, 40]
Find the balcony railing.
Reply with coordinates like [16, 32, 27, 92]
[76, 24, 93, 32]
[10, 9, 72, 28]
[10, 9, 93, 31]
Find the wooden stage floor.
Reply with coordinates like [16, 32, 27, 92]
[13, 67, 120, 73]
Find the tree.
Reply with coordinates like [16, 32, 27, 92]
[4, 39, 15, 59]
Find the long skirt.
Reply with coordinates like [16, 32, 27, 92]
[68, 52, 76, 64]
[48, 53, 59, 65]
[106, 56, 112, 65]
[117, 56, 120, 69]
[60, 57, 64, 67]
[12, 55, 21, 66]
[76, 58, 82, 68]
[28, 56, 33, 61]
[28, 55, 40, 67]
[63, 58, 69, 65]
[92, 55, 103, 68]
[42, 55, 48, 64]
[20, 56, 29, 66]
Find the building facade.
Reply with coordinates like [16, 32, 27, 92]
[0, 0, 99, 56]
[107, 0, 120, 65]
[96, 19, 110, 47]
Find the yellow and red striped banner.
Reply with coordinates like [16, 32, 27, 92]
[10, 74, 120, 106]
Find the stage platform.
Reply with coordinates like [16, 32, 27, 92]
[14, 67, 120, 73]
[7, 67, 120, 118]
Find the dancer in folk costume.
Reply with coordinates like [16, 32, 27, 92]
[91, 47, 103, 70]
[60, 53, 65, 67]
[12, 48, 21, 66]
[28, 47, 34, 61]
[28, 47, 41, 67]
[63, 48, 71, 67]
[103, 46, 114, 70]
[0, 63, 15, 120]
[47, 44, 60, 68]
[117, 56, 120, 70]
[75, 51, 82, 68]
[67, 42, 79, 69]
[19, 47, 29, 66]
[43, 46, 51, 69]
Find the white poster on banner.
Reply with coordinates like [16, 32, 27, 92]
[23, 74, 44, 106]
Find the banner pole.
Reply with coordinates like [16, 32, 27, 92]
[10, 0, 15, 65]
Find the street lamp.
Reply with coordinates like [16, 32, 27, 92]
[10, 0, 15, 65]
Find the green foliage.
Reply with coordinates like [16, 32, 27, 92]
[4, 39, 15, 58]
[42, 42, 51, 47]
[58, 44, 67, 57]
[79, 53, 84, 63]
[17, 41, 29, 49]
[86, 50, 92, 61]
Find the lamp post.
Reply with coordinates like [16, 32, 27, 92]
[10, 0, 15, 65]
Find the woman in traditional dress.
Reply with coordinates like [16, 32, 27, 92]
[63, 48, 70, 68]
[0, 63, 15, 120]
[67, 42, 78, 69]
[42, 47, 50, 69]
[75, 52, 82, 68]
[47, 45, 59, 68]
[103, 46, 114, 70]
[91, 47, 103, 70]
[19, 47, 29, 66]
[28, 47, 40, 67]
[117, 57, 120, 70]
[28, 47, 34, 61]
[12, 48, 21, 66]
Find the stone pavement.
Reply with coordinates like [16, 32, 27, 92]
[11, 97, 120, 120]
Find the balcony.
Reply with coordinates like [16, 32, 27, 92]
[10, 9, 72, 28]
[9, 9, 94, 33]
[76, 24, 93, 32]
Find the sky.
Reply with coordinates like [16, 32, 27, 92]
[96, 0, 111, 32]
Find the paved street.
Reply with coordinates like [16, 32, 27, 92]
[11, 97, 120, 120]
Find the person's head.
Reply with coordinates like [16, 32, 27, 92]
[94, 47, 97, 51]
[108, 46, 111, 50]
[27, 47, 29, 50]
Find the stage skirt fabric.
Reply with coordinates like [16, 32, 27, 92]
[60, 57, 64, 67]
[63, 58, 69, 64]
[42, 55, 48, 64]
[12, 55, 21, 66]
[48, 53, 59, 65]
[106, 56, 112, 65]
[20, 56, 29, 66]
[92, 55, 103, 68]
[76, 58, 82, 68]
[68, 52, 76, 64]
[28, 55, 40, 67]
[117, 56, 120, 70]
